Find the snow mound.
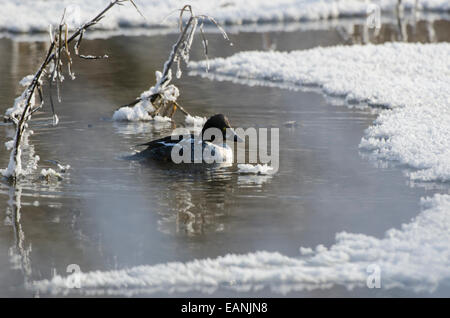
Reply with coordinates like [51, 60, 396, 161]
[153, 115, 172, 123]
[185, 115, 207, 127]
[190, 42, 450, 183]
[112, 101, 171, 123]
[1, 0, 449, 34]
[238, 164, 274, 175]
[40, 168, 62, 180]
[112, 101, 154, 122]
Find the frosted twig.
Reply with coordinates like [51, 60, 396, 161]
[118, 5, 230, 120]
[2, 0, 142, 180]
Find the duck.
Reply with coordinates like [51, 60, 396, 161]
[135, 114, 243, 163]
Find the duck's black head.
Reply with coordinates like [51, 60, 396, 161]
[201, 114, 243, 143]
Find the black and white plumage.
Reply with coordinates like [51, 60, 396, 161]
[135, 114, 242, 163]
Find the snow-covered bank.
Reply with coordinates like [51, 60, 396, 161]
[2, 12, 449, 42]
[32, 194, 450, 295]
[1, 0, 449, 34]
[190, 42, 450, 183]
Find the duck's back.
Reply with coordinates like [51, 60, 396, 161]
[136, 134, 194, 161]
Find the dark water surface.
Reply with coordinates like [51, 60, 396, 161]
[0, 18, 449, 297]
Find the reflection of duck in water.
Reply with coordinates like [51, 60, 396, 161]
[135, 114, 243, 163]
[159, 169, 235, 236]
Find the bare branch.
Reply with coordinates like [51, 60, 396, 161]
[2, 0, 142, 180]
[117, 7, 230, 121]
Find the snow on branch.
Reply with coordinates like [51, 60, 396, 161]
[113, 5, 231, 123]
[1, 0, 142, 181]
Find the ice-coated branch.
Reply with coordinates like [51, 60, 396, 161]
[115, 5, 231, 122]
[1, 0, 142, 181]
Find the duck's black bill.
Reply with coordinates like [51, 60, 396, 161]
[234, 133, 244, 143]
[227, 128, 244, 143]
